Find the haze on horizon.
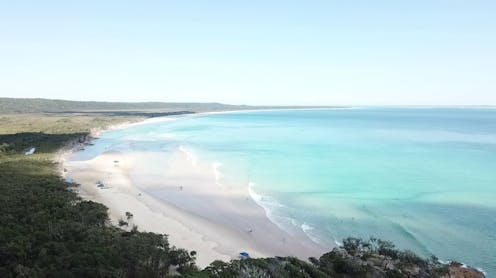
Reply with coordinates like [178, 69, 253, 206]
[1, 1, 495, 106]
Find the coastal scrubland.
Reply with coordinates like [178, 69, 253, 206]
[0, 97, 337, 114]
[0, 105, 485, 277]
[0, 97, 247, 114]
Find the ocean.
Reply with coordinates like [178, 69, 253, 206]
[72, 108, 496, 275]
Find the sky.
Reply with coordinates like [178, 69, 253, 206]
[0, 1, 495, 105]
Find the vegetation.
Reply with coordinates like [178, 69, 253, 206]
[195, 238, 452, 278]
[0, 109, 484, 277]
[0, 97, 252, 113]
[0, 113, 144, 135]
[0, 97, 340, 114]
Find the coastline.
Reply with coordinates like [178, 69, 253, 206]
[58, 113, 326, 267]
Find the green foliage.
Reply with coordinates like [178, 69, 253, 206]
[318, 249, 366, 276]
[0, 132, 88, 154]
[0, 114, 143, 135]
[118, 219, 129, 227]
[342, 237, 365, 257]
[0, 97, 251, 114]
[200, 257, 331, 278]
[0, 142, 11, 153]
[201, 260, 238, 277]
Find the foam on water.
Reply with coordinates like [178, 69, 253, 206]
[247, 182, 295, 234]
[212, 162, 223, 186]
[301, 223, 322, 244]
[179, 145, 198, 167]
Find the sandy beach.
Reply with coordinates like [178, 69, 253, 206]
[60, 117, 326, 267]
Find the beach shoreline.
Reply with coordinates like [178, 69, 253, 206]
[58, 113, 327, 267]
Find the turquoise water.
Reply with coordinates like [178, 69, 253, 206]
[74, 108, 496, 274]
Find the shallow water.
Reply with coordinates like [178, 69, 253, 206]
[73, 108, 496, 274]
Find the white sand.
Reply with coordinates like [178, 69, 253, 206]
[61, 117, 327, 268]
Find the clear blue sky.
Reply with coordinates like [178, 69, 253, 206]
[1, 1, 495, 105]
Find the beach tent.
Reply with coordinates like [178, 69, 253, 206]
[239, 252, 250, 259]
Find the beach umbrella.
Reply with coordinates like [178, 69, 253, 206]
[239, 252, 250, 259]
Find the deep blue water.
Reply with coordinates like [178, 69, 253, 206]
[74, 108, 496, 274]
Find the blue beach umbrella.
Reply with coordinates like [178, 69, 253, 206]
[239, 252, 250, 259]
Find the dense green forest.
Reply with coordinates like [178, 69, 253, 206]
[0, 111, 484, 277]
